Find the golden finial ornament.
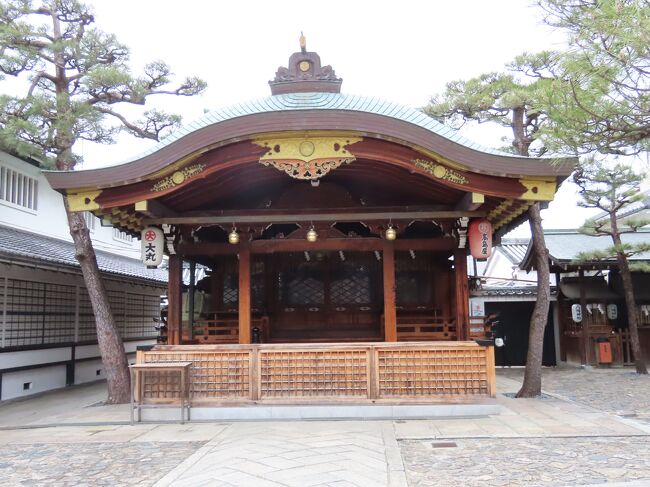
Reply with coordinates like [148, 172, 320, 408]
[300, 32, 306, 53]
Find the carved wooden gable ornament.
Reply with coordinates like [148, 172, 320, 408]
[269, 33, 342, 95]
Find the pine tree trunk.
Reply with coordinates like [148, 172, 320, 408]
[517, 202, 551, 397]
[612, 237, 648, 374]
[66, 204, 131, 403]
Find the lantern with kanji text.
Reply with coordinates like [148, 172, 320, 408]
[141, 226, 164, 268]
[468, 218, 492, 260]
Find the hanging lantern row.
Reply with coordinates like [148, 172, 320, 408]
[226, 222, 399, 244]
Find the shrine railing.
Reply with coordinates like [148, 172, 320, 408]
[135, 341, 496, 405]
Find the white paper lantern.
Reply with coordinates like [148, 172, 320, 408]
[141, 226, 164, 267]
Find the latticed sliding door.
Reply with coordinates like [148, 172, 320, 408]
[394, 251, 455, 340]
[270, 251, 382, 341]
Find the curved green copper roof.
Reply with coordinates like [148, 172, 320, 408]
[125, 91, 519, 164]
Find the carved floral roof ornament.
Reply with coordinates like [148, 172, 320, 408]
[269, 33, 342, 95]
[254, 136, 362, 180]
[412, 158, 469, 186]
[150, 163, 206, 192]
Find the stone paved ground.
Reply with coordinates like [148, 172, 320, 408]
[153, 421, 405, 487]
[3, 367, 650, 486]
[400, 367, 650, 487]
[0, 441, 204, 487]
[499, 366, 650, 415]
[401, 436, 650, 487]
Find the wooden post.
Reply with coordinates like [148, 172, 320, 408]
[579, 268, 589, 365]
[167, 255, 182, 345]
[188, 260, 196, 341]
[383, 241, 397, 342]
[238, 247, 251, 344]
[250, 346, 259, 400]
[454, 249, 470, 341]
[486, 345, 496, 397]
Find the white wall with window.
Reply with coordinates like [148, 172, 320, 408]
[0, 151, 140, 259]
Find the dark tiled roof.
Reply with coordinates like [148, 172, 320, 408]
[0, 225, 167, 284]
[498, 238, 530, 265]
[471, 286, 558, 298]
[522, 229, 650, 270]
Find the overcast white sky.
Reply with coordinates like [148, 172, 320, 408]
[75, 0, 600, 235]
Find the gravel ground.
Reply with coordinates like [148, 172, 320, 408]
[498, 366, 650, 415]
[0, 441, 205, 486]
[402, 436, 650, 487]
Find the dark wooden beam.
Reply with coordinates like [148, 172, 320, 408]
[177, 237, 458, 256]
[454, 192, 485, 212]
[383, 240, 397, 342]
[145, 209, 485, 226]
[134, 199, 177, 218]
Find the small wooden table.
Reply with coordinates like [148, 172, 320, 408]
[129, 362, 192, 425]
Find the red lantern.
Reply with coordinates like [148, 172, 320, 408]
[468, 219, 492, 260]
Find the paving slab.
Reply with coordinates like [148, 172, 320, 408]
[2, 366, 650, 486]
[153, 421, 407, 487]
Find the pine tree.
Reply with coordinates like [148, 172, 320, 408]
[425, 55, 555, 397]
[574, 160, 649, 374]
[0, 0, 206, 403]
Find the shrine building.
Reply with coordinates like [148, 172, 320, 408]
[46, 39, 574, 413]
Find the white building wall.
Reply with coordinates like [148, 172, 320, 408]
[2, 365, 67, 400]
[74, 359, 105, 384]
[0, 151, 141, 259]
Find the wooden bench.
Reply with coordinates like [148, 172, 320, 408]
[129, 362, 192, 424]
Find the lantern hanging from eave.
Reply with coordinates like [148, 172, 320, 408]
[141, 226, 164, 268]
[468, 218, 492, 260]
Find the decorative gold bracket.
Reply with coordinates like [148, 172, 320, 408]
[254, 136, 362, 180]
[518, 178, 557, 201]
[66, 190, 102, 211]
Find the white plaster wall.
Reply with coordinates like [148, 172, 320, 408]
[74, 352, 136, 385]
[0, 347, 70, 369]
[0, 151, 141, 259]
[74, 359, 104, 384]
[75, 340, 155, 361]
[75, 344, 101, 360]
[124, 340, 155, 353]
[2, 365, 67, 400]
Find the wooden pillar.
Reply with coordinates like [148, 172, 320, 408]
[238, 247, 251, 344]
[579, 268, 589, 365]
[188, 260, 196, 341]
[383, 241, 397, 342]
[454, 249, 470, 341]
[167, 255, 182, 345]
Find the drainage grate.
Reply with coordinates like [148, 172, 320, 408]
[432, 442, 457, 448]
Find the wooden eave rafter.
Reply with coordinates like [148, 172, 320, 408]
[63, 135, 563, 219]
[45, 110, 575, 193]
